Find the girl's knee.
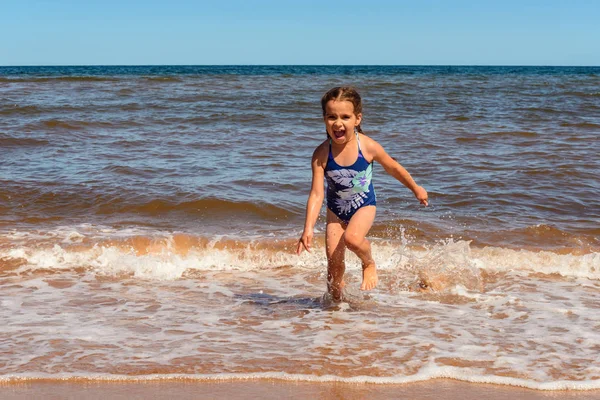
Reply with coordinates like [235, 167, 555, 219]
[343, 232, 364, 252]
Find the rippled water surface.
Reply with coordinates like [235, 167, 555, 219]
[1, 66, 599, 389]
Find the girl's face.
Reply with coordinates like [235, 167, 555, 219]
[323, 100, 362, 145]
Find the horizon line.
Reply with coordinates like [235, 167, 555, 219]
[1, 64, 599, 68]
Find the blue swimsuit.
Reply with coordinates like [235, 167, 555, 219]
[325, 134, 376, 223]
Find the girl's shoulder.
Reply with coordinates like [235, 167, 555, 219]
[312, 139, 330, 167]
[358, 132, 382, 145]
[358, 133, 382, 161]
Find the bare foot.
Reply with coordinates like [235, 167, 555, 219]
[360, 263, 378, 291]
[329, 280, 346, 302]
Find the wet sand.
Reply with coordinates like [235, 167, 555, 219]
[2, 380, 599, 400]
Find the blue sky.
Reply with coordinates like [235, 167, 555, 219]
[1, 0, 598, 66]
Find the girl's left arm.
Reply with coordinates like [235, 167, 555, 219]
[369, 139, 429, 206]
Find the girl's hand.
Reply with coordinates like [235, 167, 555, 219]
[297, 231, 313, 255]
[414, 186, 429, 206]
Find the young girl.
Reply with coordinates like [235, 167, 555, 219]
[297, 87, 428, 301]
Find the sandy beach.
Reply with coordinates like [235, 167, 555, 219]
[2, 379, 600, 400]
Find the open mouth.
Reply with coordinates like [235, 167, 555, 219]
[333, 129, 345, 139]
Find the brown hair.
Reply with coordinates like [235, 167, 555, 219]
[320, 86, 363, 133]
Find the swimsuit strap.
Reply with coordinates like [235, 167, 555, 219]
[356, 131, 365, 159]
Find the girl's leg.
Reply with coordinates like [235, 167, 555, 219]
[326, 209, 347, 301]
[344, 206, 377, 290]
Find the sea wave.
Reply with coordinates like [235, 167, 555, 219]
[560, 122, 600, 129]
[1, 230, 598, 281]
[0, 76, 120, 83]
[0, 187, 296, 222]
[0, 135, 49, 147]
[96, 198, 293, 219]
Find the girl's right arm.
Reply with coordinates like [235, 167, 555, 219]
[366, 136, 429, 206]
[297, 145, 327, 255]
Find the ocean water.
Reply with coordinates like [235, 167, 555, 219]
[0, 65, 599, 390]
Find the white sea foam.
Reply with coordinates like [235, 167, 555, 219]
[2, 228, 600, 388]
[472, 246, 600, 279]
[2, 228, 598, 281]
[2, 371, 600, 391]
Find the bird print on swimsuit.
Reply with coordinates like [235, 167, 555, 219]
[325, 134, 376, 222]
